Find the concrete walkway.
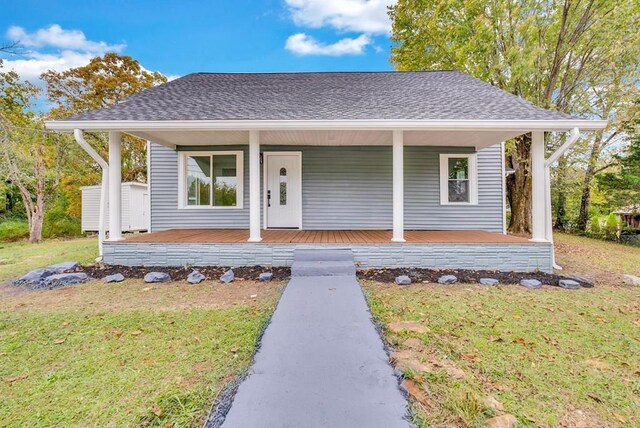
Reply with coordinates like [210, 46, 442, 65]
[219, 250, 411, 428]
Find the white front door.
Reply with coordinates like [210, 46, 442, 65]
[265, 152, 302, 229]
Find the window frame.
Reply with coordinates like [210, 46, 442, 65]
[178, 150, 244, 210]
[439, 153, 478, 205]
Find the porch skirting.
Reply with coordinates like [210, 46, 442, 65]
[103, 241, 553, 273]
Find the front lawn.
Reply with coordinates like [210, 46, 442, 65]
[0, 278, 281, 427]
[365, 233, 640, 427]
[0, 237, 99, 283]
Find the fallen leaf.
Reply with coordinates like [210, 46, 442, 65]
[54, 338, 66, 345]
[152, 404, 162, 417]
[250, 294, 257, 298]
[112, 330, 123, 338]
[487, 336, 504, 343]
[161, 422, 173, 428]
[6, 374, 28, 383]
[62, 321, 71, 327]
[587, 393, 603, 403]
[131, 330, 143, 336]
[230, 347, 239, 353]
[612, 412, 626, 423]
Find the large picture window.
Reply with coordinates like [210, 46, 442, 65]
[439, 153, 478, 205]
[180, 151, 243, 209]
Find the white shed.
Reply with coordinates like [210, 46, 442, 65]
[81, 182, 149, 233]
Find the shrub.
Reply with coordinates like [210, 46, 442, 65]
[603, 213, 619, 241]
[42, 194, 82, 239]
[0, 220, 29, 242]
[587, 215, 602, 239]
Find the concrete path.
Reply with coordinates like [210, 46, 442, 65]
[219, 249, 411, 428]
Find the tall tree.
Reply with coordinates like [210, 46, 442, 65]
[597, 121, 640, 208]
[0, 62, 56, 242]
[41, 53, 167, 183]
[389, 0, 640, 234]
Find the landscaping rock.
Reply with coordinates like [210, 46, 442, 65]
[623, 274, 640, 286]
[259, 272, 273, 282]
[388, 321, 430, 334]
[14, 268, 55, 286]
[438, 275, 457, 284]
[479, 278, 499, 286]
[395, 275, 411, 285]
[485, 414, 517, 428]
[558, 279, 581, 289]
[103, 273, 125, 283]
[567, 274, 594, 287]
[520, 279, 542, 289]
[144, 272, 171, 283]
[220, 269, 234, 283]
[187, 270, 205, 284]
[47, 261, 80, 273]
[38, 272, 89, 289]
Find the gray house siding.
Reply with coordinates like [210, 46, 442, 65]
[149, 142, 504, 232]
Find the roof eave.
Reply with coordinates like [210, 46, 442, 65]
[44, 119, 608, 132]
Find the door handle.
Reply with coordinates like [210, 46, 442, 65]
[267, 190, 271, 207]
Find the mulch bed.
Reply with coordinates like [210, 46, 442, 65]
[79, 265, 291, 282]
[357, 268, 594, 288]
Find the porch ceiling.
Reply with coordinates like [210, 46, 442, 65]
[127, 129, 529, 149]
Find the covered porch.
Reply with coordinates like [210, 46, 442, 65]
[103, 227, 553, 272]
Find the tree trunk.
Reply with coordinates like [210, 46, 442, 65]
[553, 155, 569, 230]
[577, 134, 604, 232]
[506, 134, 532, 235]
[29, 204, 44, 243]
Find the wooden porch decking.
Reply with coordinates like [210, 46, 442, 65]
[119, 229, 532, 244]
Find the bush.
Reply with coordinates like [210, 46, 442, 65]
[0, 220, 29, 242]
[42, 194, 82, 239]
[587, 215, 602, 239]
[603, 213, 619, 241]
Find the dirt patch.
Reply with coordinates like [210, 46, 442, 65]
[357, 268, 592, 287]
[0, 278, 283, 314]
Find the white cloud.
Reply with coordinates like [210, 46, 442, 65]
[7, 24, 125, 53]
[285, 33, 370, 56]
[285, 0, 395, 35]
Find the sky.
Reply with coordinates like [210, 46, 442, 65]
[0, 0, 397, 88]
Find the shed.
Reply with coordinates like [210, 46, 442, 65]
[81, 182, 149, 233]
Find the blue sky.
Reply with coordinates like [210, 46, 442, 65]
[1, 0, 395, 86]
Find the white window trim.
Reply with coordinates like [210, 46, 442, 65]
[178, 150, 244, 210]
[439, 153, 478, 205]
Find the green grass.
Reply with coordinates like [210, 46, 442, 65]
[366, 283, 640, 427]
[554, 232, 640, 282]
[0, 237, 98, 282]
[0, 279, 280, 427]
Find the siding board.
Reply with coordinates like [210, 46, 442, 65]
[149, 142, 504, 232]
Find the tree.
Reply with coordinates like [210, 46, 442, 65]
[389, 0, 640, 234]
[41, 53, 167, 183]
[597, 122, 640, 208]
[0, 63, 57, 242]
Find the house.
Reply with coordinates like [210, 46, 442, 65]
[615, 204, 640, 230]
[45, 71, 606, 272]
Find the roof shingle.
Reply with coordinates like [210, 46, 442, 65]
[62, 71, 573, 122]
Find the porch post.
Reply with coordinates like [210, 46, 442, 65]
[108, 131, 123, 241]
[248, 130, 262, 242]
[530, 131, 546, 242]
[392, 130, 405, 242]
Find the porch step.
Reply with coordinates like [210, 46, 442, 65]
[291, 249, 356, 277]
[294, 249, 354, 262]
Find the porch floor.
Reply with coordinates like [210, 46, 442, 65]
[119, 229, 532, 244]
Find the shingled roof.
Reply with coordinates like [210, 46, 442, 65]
[61, 71, 573, 122]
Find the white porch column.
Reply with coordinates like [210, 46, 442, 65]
[108, 131, 123, 241]
[392, 130, 405, 242]
[248, 130, 262, 242]
[530, 131, 547, 242]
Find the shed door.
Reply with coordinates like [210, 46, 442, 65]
[265, 153, 301, 229]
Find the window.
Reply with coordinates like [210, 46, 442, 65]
[279, 167, 287, 205]
[179, 151, 243, 209]
[439, 153, 478, 205]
